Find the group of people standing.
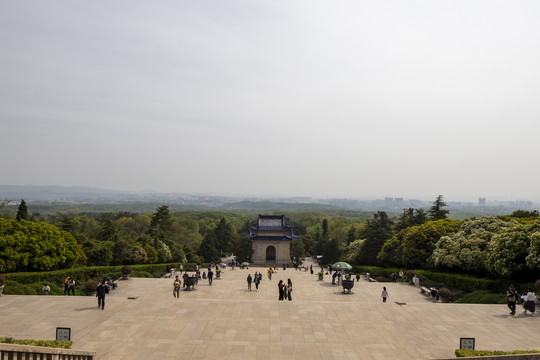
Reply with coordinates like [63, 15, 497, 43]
[247, 272, 262, 291]
[507, 285, 536, 316]
[63, 276, 76, 296]
[278, 279, 293, 301]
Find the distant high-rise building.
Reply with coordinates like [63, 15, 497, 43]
[479, 197, 486, 206]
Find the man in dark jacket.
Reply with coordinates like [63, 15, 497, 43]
[96, 282, 107, 310]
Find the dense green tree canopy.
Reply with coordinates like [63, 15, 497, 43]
[0, 218, 86, 272]
[356, 211, 394, 265]
[429, 216, 518, 274]
[486, 220, 540, 278]
[377, 218, 461, 268]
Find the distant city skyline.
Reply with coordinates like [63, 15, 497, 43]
[1, 184, 538, 205]
[2, 1, 540, 200]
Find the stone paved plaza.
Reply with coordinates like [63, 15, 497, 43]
[1, 260, 539, 359]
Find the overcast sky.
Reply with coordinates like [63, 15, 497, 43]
[1, 1, 539, 201]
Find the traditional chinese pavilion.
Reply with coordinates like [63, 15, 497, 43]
[249, 214, 297, 265]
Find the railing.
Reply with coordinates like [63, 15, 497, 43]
[0, 343, 95, 360]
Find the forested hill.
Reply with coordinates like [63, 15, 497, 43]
[0, 200, 373, 218]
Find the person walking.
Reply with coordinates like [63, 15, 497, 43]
[64, 276, 71, 296]
[208, 269, 214, 286]
[96, 281, 107, 310]
[287, 279, 293, 301]
[173, 276, 181, 299]
[42, 284, 50, 295]
[254, 273, 260, 291]
[278, 280, 284, 301]
[247, 274, 253, 291]
[523, 287, 536, 316]
[268, 268, 273, 280]
[507, 284, 519, 315]
[381, 286, 389, 303]
[67, 278, 76, 296]
[430, 287, 439, 303]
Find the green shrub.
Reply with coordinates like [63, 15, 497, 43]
[3, 281, 72, 296]
[84, 280, 98, 293]
[130, 271, 153, 278]
[416, 270, 496, 293]
[121, 265, 133, 275]
[438, 287, 452, 298]
[454, 290, 507, 304]
[0, 337, 72, 349]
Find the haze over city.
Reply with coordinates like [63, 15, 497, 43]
[2, 1, 540, 201]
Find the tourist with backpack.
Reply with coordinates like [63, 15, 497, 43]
[507, 284, 519, 315]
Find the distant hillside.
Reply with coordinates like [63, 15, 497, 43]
[0, 185, 133, 201]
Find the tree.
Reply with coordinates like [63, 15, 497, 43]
[148, 205, 174, 244]
[429, 195, 449, 220]
[394, 208, 427, 232]
[15, 199, 28, 221]
[82, 239, 114, 266]
[322, 219, 329, 241]
[198, 232, 219, 263]
[314, 231, 325, 256]
[232, 234, 252, 263]
[290, 238, 305, 265]
[429, 216, 517, 274]
[325, 237, 341, 263]
[0, 218, 86, 272]
[486, 221, 540, 278]
[377, 219, 461, 269]
[511, 210, 540, 218]
[356, 211, 394, 265]
[400, 219, 460, 268]
[214, 218, 234, 255]
[98, 219, 116, 241]
[347, 225, 356, 245]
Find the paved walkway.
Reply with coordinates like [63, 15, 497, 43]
[0, 261, 539, 359]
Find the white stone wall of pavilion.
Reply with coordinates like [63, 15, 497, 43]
[251, 240, 291, 265]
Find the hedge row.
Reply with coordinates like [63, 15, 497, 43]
[350, 265, 502, 294]
[456, 349, 540, 357]
[0, 337, 72, 349]
[415, 270, 498, 293]
[453, 290, 507, 304]
[4, 262, 211, 287]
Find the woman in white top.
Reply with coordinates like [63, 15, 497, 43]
[523, 287, 536, 317]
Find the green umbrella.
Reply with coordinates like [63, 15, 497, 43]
[332, 262, 352, 271]
[241, 262, 250, 266]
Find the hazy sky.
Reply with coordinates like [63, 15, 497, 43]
[2, 1, 540, 200]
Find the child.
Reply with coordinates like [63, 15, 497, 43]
[381, 286, 389, 303]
